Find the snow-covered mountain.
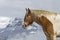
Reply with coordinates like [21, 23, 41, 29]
[0, 17, 60, 40]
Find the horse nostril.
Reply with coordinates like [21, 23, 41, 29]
[22, 24, 27, 29]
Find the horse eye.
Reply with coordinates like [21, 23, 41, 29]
[26, 15, 28, 17]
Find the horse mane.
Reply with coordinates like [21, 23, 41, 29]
[31, 10, 57, 16]
[29, 10, 58, 20]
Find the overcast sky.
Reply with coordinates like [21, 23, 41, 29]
[0, 0, 60, 18]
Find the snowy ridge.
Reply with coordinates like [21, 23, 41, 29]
[0, 17, 12, 29]
[0, 17, 41, 40]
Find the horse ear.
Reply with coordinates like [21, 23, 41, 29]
[25, 8, 28, 11]
[28, 8, 31, 13]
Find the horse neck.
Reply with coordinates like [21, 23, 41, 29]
[31, 10, 54, 27]
[31, 12, 42, 26]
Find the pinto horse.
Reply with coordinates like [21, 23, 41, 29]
[22, 8, 60, 40]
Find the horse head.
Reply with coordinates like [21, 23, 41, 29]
[22, 8, 34, 29]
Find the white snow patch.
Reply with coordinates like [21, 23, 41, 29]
[0, 17, 11, 29]
[26, 25, 33, 30]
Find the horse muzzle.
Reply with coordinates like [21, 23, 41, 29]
[22, 22, 28, 29]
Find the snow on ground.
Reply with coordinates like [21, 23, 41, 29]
[0, 17, 60, 40]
